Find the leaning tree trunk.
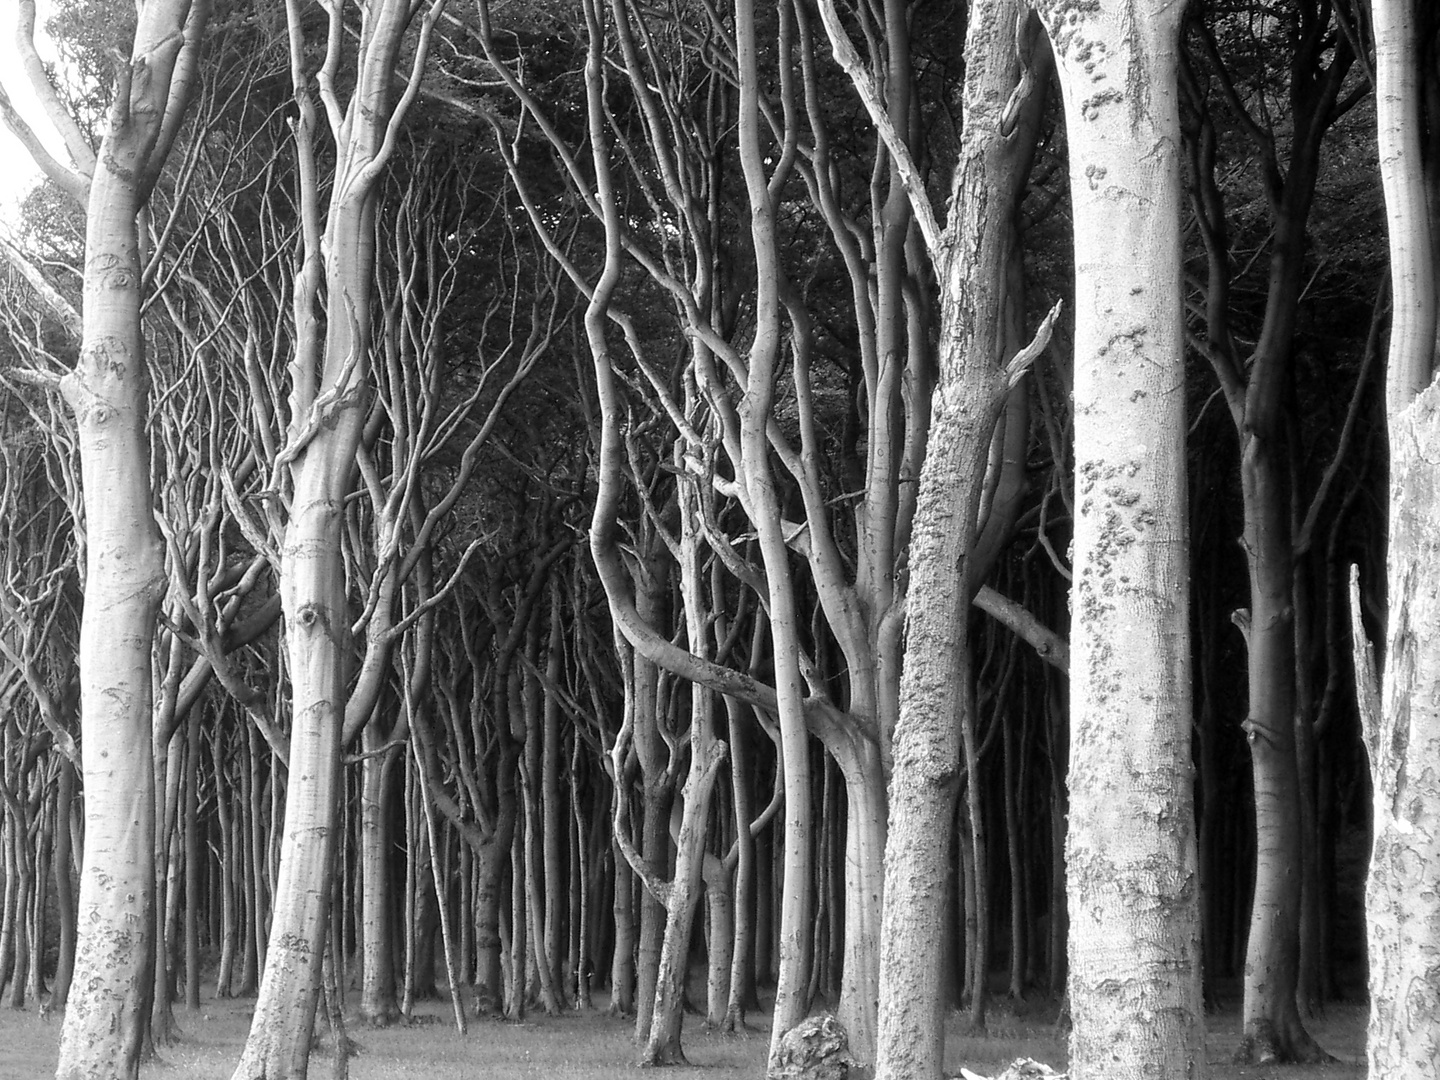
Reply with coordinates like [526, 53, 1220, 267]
[1034, 1, 1206, 1079]
[639, 472, 729, 1066]
[1357, 4, 1440, 1075]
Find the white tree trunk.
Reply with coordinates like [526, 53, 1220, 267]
[1363, 4, 1440, 1074]
[231, 3, 443, 1075]
[1034, 1, 1205, 1077]
[33, 4, 206, 1076]
[871, 4, 1049, 1074]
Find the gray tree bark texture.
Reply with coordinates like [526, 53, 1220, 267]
[0, 2, 211, 1076]
[1033, 0, 1206, 1077]
[1357, 2, 1440, 1075]
[871, 1, 1051, 1076]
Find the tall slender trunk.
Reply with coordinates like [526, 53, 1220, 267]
[473, 840, 508, 1013]
[542, 592, 566, 998]
[213, 729, 236, 1000]
[867, 3, 1048, 1073]
[54, 97, 168, 1080]
[358, 737, 400, 1025]
[608, 833, 636, 1016]
[1357, 5, 1440, 1075]
[50, 755, 76, 1009]
[1036, 2, 1205, 1079]
[641, 491, 729, 1065]
[724, 703, 758, 1031]
[231, 5, 442, 1075]
[184, 710, 202, 1011]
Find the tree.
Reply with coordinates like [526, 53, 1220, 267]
[0, 2, 208, 1075]
[827, 0, 1056, 1072]
[1031, 1, 1206, 1078]
[1182, 3, 1360, 1054]
[1352, 2, 1440, 1076]
[228, 2, 449, 1075]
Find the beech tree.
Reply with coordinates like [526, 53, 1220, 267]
[1352, 2, 1440, 1076]
[0, 2, 208, 1076]
[0, 3, 1405, 1077]
[1032, 1, 1205, 1078]
[836, 0, 1055, 1072]
[1182, 3, 1361, 1055]
[226, 2, 450, 1075]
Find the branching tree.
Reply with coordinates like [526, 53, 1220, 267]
[0, 2, 208, 1075]
[225, 2, 451, 1075]
[832, 0, 1056, 1071]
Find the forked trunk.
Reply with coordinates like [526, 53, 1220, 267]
[231, 3, 441, 1073]
[868, 4, 1047, 1072]
[640, 741, 726, 1065]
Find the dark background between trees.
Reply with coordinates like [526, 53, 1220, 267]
[0, 0, 1401, 1071]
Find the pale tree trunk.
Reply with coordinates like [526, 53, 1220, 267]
[358, 736, 402, 1025]
[1356, 4, 1440, 1075]
[629, 562, 674, 1042]
[183, 708, 202, 1011]
[729, 1, 816, 1061]
[723, 701, 757, 1031]
[866, 3, 1049, 1075]
[638, 471, 729, 1065]
[231, 3, 445, 1076]
[1034, 1, 1205, 1078]
[703, 848, 734, 1028]
[0, 3, 212, 1075]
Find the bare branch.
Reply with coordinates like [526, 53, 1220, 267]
[814, 0, 941, 254]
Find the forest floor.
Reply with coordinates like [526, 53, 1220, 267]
[0, 988, 1367, 1080]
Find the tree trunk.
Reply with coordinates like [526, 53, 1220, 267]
[860, 2, 1049, 1071]
[542, 593, 566, 1000]
[358, 736, 400, 1025]
[184, 710, 202, 1011]
[639, 736, 725, 1064]
[724, 703, 758, 1030]
[1233, 312, 1323, 1066]
[214, 730, 236, 1000]
[51, 755, 76, 1010]
[1035, 2, 1206, 1079]
[473, 840, 507, 1014]
[829, 736, 885, 1056]
[231, 5, 441, 1075]
[608, 833, 636, 1016]
[1358, 5, 1440, 1074]
[53, 12, 192, 1065]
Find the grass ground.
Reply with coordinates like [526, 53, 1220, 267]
[0, 989, 1367, 1080]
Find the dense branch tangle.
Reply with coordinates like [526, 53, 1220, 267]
[468, 0, 953, 1060]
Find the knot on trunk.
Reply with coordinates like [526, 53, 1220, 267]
[768, 1014, 857, 1080]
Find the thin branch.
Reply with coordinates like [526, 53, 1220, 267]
[814, 0, 941, 254]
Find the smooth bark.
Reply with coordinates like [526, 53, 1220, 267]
[1035, 1, 1206, 1077]
[1357, 5, 1440, 1074]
